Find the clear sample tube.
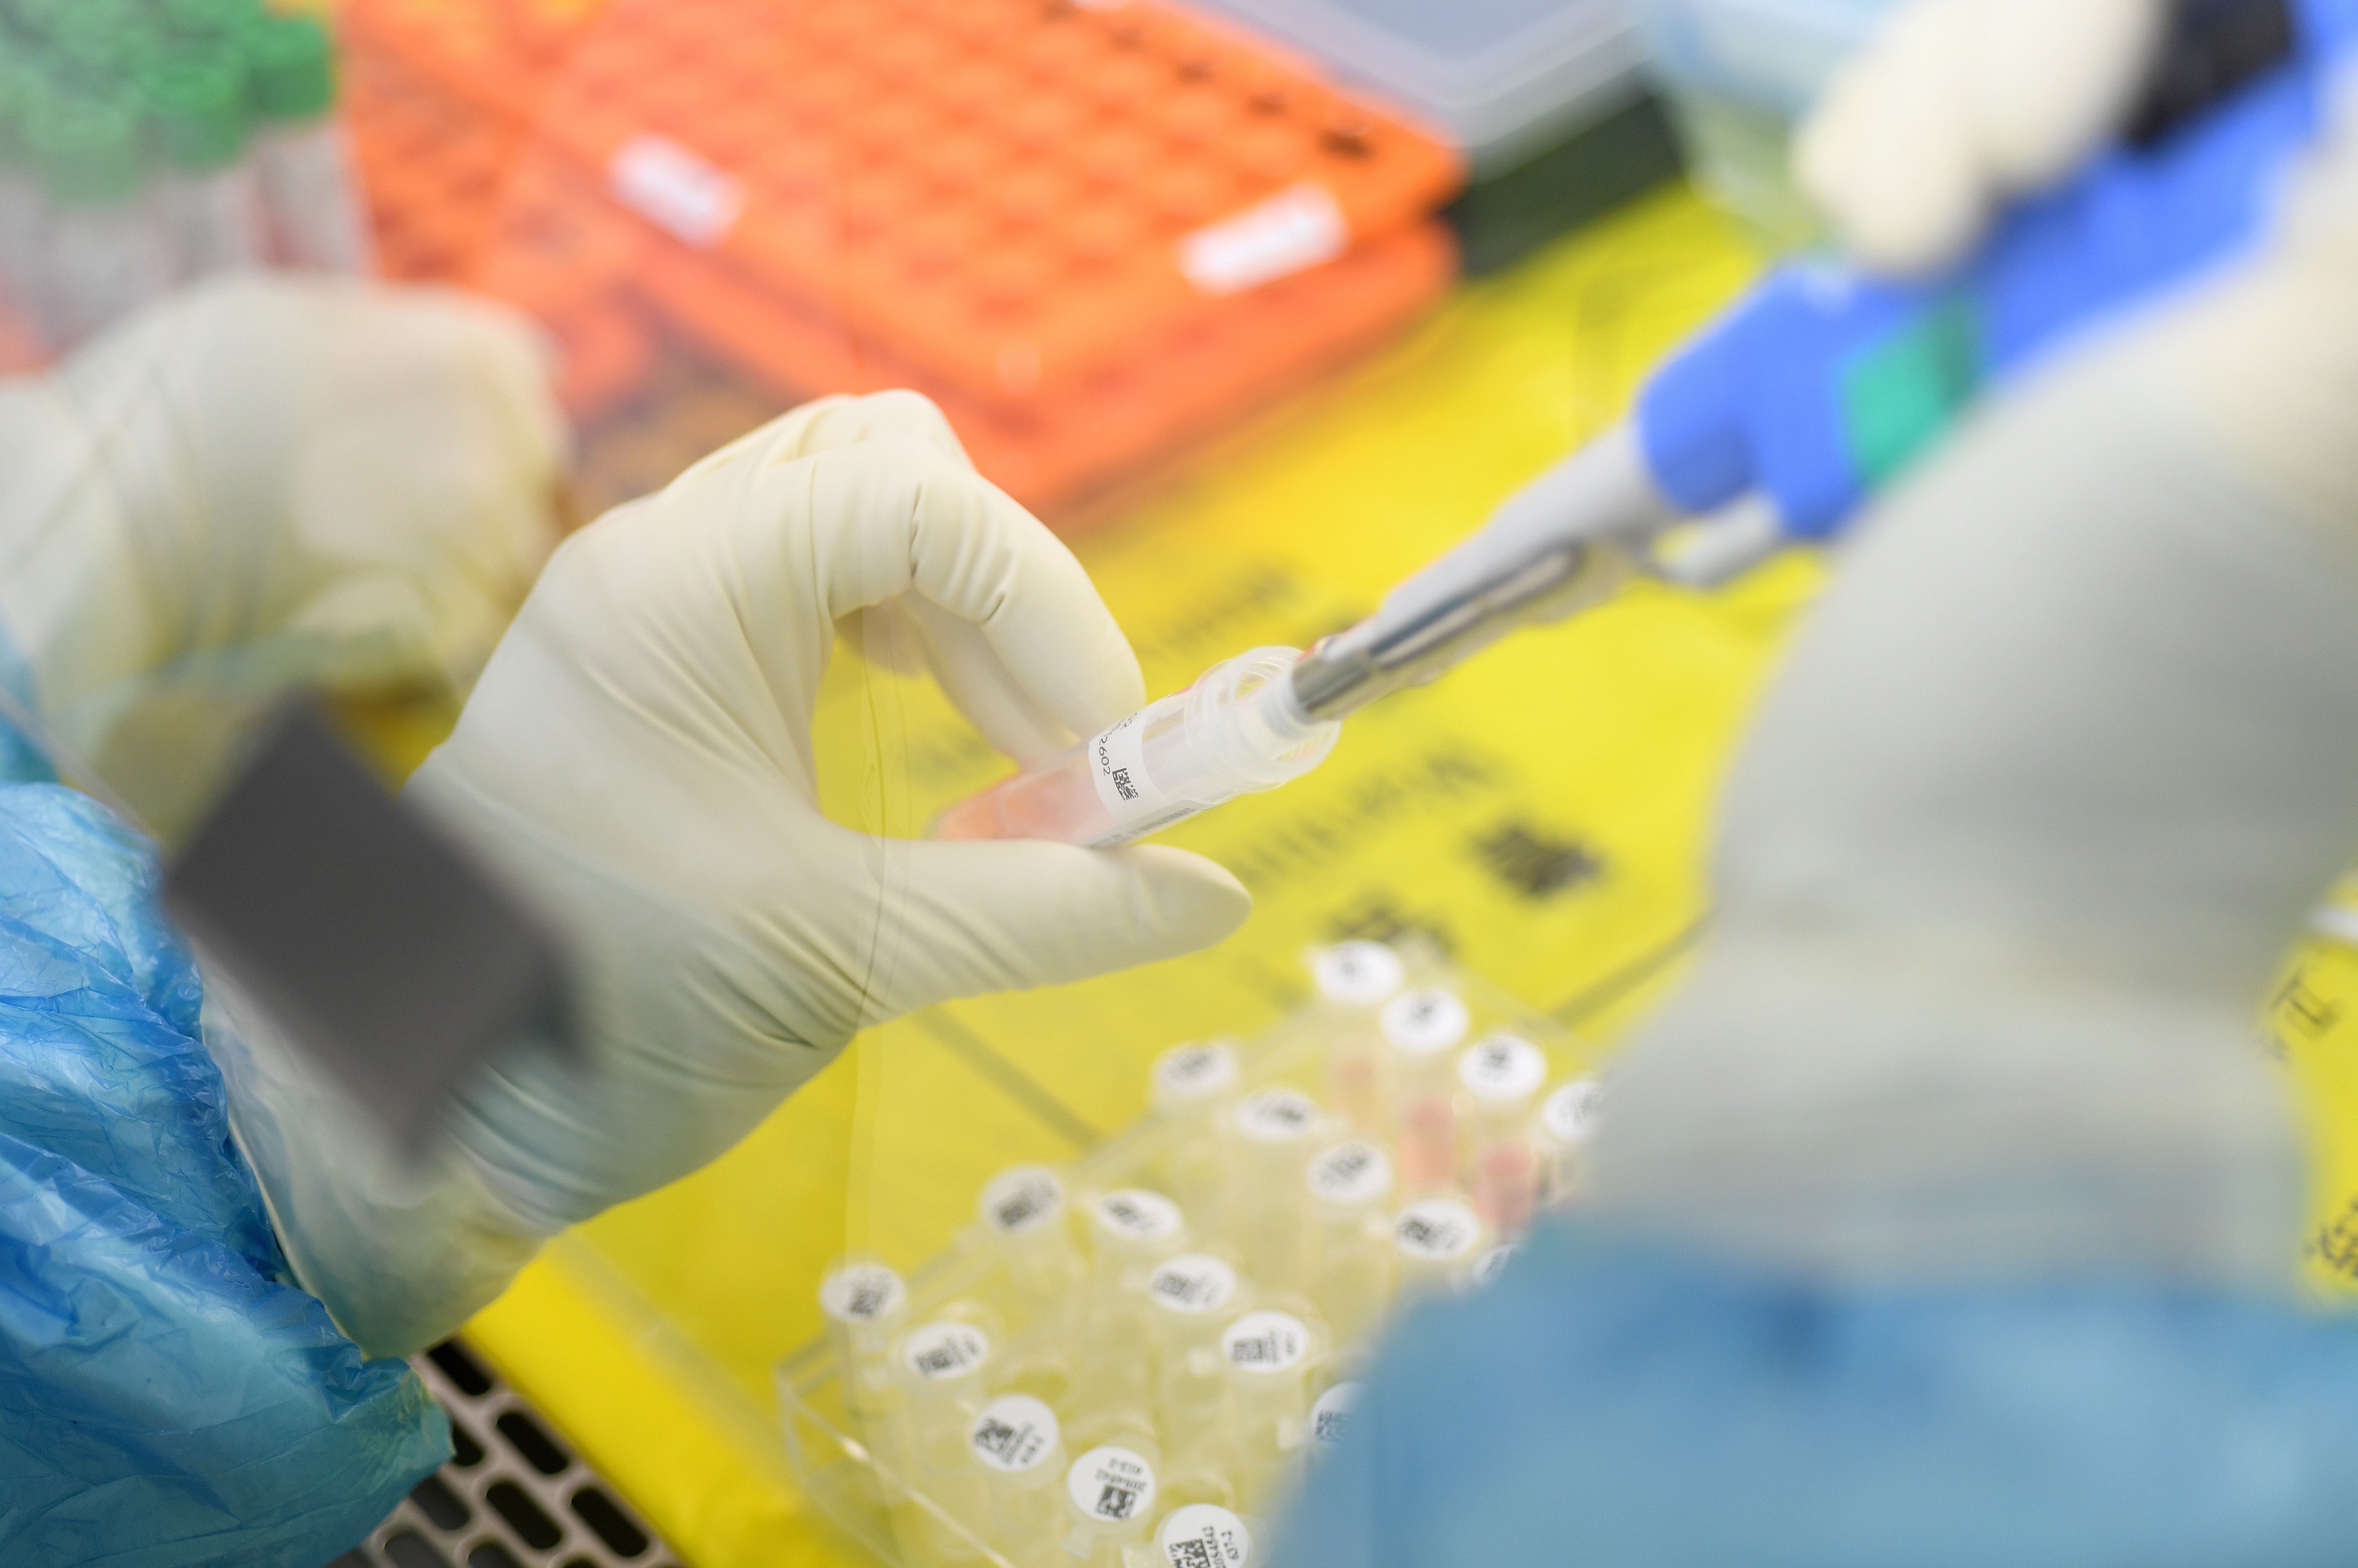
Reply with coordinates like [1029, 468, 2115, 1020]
[29, 89, 174, 351]
[1155, 1503, 1256, 1568]
[970, 1393, 1067, 1562]
[146, 48, 267, 279]
[1306, 1379, 1362, 1456]
[934, 647, 1340, 848]
[1219, 1309, 1318, 1505]
[896, 1319, 997, 1559]
[1302, 1139, 1395, 1346]
[1145, 1252, 1242, 1451]
[821, 1257, 910, 1401]
[1152, 1040, 1241, 1234]
[1535, 1076, 1603, 1208]
[1457, 1033, 1548, 1239]
[1078, 1189, 1188, 1425]
[1061, 1445, 1158, 1567]
[245, 13, 376, 273]
[1392, 1197, 1485, 1301]
[1228, 1087, 1322, 1295]
[1310, 941, 1405, 1130]
[980, 1164, 1084, 1329]
[1379, 989, 1470, 1193]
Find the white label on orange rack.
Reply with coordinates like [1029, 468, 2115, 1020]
[971, 1394, 1061, 1473]
[609, 133, 744, 248]
[1159, 1503, 1253, 1567]
[1312, 941, 1405, 1006]
[1181, 182, 1347, 295]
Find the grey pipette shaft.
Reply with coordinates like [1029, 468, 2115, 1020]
[1287, 424, 1686, 722]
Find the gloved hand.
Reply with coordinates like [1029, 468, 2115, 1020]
[1793, 0, 2169, 271]
[214, 390, 1252, 1356]
[1587, 21, 2358, 1283]
[0, 273, 565, 833]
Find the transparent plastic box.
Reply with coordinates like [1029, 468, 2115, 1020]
[776, 940, 1606, 1567]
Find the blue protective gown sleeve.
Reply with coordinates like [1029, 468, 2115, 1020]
[1279, 1219, 2358, 1568]
[0, 777, 448, 1568]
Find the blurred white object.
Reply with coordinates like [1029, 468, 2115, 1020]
[1589, 71, 2358, 1288]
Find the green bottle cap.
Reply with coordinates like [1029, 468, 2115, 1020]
[144, 51, 247, 171]
[28, 85, 146, 206]
[244, 13, 336, 121]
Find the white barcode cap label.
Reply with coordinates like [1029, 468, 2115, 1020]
[1222, 1309, 1309, 1374]
[818, 1260, 905, 1325]
[1148, 1253, 1239, 1316]
[1309, 1381, 1363, 1448]
[971, 1394, 1060, 1474]
[1180, 181, 1347, 295]
[1542, 1077, 1604, 1145]
[1067, 1445, 1157, 1526]
[609, 133, 744, 248]
[902, 1320, 990, 1382]
[1305, 1140, 1393, 1206]
[1393, 1199, 1481, 1262]
[1473, 1243, 1519, 1288]
[1093, 1188, 1184, 1244]
[980, 1165, 1065, 1237]
[1159, 1502, 1253, 1567]
[1311, 941, 1403, 1006]
[1153, 1041, 1239, 1105]
[1235, 1087, 1320, 1145]
[1459, 1034, 1546, 1104]
[1380, 989, 1468, 1056]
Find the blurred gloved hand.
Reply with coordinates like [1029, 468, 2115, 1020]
[217, 390, 1251, 1356]
[1586, 54, 2358, 1283]
[0, 273, 565, 830]
[1795, 0, 2169, 272]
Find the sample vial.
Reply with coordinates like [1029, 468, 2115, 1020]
[1310, 941, 1405, 1130]
[146, 49, 268, 279]
[1219, 1309, 1318, 1504]
[1535, 1076, 1603, 1208]
[970, 1394, 1067, 1560]
[1228, 1088, 1323, 1294]
[820, 1257, 910, 1400]
[1061, 1445, 1158, 1566]
[895, 1319, 997, 1560]
[934, 647, 1340, 848]
[1306, 1380, 1362, 1456]
[1457, 1034, 1548, 1238]
[1079, 1190, 1188, 1423]
[1302, 1139, 1395, 1346]
[247, 14, 375, 273]
[1152, 1041, 1241, 1233]
[1145, 1252, 1243, 1451]
[1392, 1198, 1486, 1300]
[1155, 1503, 1256, 1568]
[1379, 989, 1471, 1192]
[980, 1164, 1083, 1328]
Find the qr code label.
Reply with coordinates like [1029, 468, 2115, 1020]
[903, 1323, 988, 1380]
[1150, 1257, 1235, 1313]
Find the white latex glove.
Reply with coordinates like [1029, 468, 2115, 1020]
[218, 390, 1252, 1356]
[0, 273, 565, 830]
[1589, 79, 2358, 1287]
[1794, 0, 2169, 273]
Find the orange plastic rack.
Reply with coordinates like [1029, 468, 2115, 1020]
[341, 0, 1465, 515]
